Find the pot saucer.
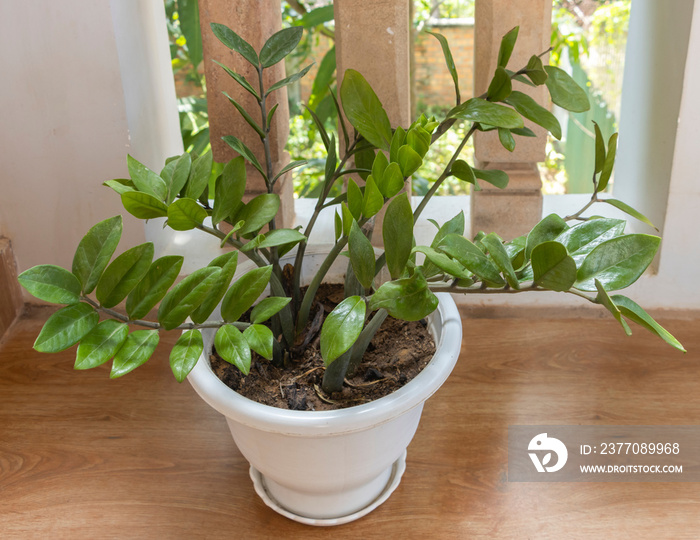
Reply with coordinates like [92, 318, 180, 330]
[250, 450, 407, 526]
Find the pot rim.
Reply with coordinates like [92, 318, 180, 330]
[187, 291, 462, 437]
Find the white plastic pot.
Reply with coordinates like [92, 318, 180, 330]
[187, 246, 462, 525]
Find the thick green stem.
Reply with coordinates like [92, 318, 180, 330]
[321, 349, 352, 393]
[346, 308, 387, 377]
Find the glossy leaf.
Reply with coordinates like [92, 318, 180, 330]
[260, 27, 303, 67]
[427, 30, 460, 103]
[320, 296, 366, 366]
[383, 193, 413, 279]
[251, 296, 292, 324]
[75, 320, 129, 370]
[222, 91, 265, 138]
[222, 135, 265, 179]
[437, 234, 505, 285]
[167, 152, 192, 204]
[34, 303, 98, 353]
[431, 212, 465, 247]
[390, 126, 406, 164]
[167, 198, 207, 231]
[505, 91, 561, 139]
[597, 132, 618, 192]
[190, 252, 239, 324]
[158, 267, 221, 330]
[369, 269, 438, 321]
[184, 151, 213, 200]
[210, 23, 259, 67]
[213, 60, 260, 100]
[378, 162, 404, 199]
[103, 178, 135, 195]
[236, 193, 280, 235]
[362, 175, 384, 218]
[215, 325, 251, 374]
[242, 229, 306, 252]
[497, 27, 519, 68]
[96, 242, 154, 308]
[266, 62, 314, 95]
[126, 255, 184, 320]
[212, 157, 246, 225]
[170, 329, 204, 382]
[243, 324, 274, 360]
[601, 199, 657, 230]
[349, 221, 376, 290]
[487, 66, 512, 101]
[110, 330, 159, 378]
[273, 160, 307, 183]
[473, 168, 509, 189]
[544, 65, 590, 113]
[531, 241, 577, 291]
[127, 155, 168, 200]
[299, 5, 334, 28]
[525, 214, 569, 259]
[611, 295, 686, 352]
[121, 191, 168, 219]
[555, 218, 626, 267]
[414, 246, 471, 279]
[221, 265, 272, 322]
[347, 179, 363, 220]
[341, 202, 353, 237]
[498, 128, 516, 151]
[398, 145, 422, 177]
[340, 69, 393, 150]
[595, 279, 632, 335]
[525, 54, 548, 85]
[593, 121, 606, 175]
[72, 216, 123, 294]
[334, 210, 342, 241]
[18, 265, 81, 305]
[482, 233, 519, 288]
[575, 234, 661, 291]
[448, 98, 523, 129]
[220, 221, 244, 248]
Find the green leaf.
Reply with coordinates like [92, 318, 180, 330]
[273, 160, 307, 184]
[334, 210, 342, 242]
[448, 98, 523, 129]
[369, 269, 438, 321]
[349, 221, 375, 290]
[341, 202, 353, 237]
[340, 69, 393, 151]
[431, 212, 465, 247]
[126, 255, 184, 320]
[531, 241, 577, 291]
[597, 132, 618, 192]
[167, 153, 192, 204]
[18, 265, 82, 305]
[601, 199, 657, 230]
[96, 242, 154, 308]
[427, 31, 460, 104]
[611, 295, 686, 352]
[220, 221, 244, 248]
[544, 65, 590, 113]
[170, 329, 204, 382]
[320, 296, 366, 366]
[299, 5, 334, 28]
[243, 228, 306, 252]
[157, 267, 221, 330]
[473, 168, 509, 189]
[127, 155, 168, 200]
[103, 178, 135, 195]
[377, 162, 404, 199]
[525, 214, 569, 259]
[487, 66, 512, 102]
[215, 325, 251, 374]
[497, 27, 519, 68]
[592, 121, 606, 175]
[383, 193, 413, 279]
[437, 234, 505, 285]
[398, 145, 422, 177]
[222, 135, 265, 179]
[407, 128, 430, 158]
[251, 296, 291, 324]
[390, 126, 406, 164]
[167, 198, 207, 231]
[324, 134, 337, 186]
[222, 91, 265, 138]
[236, 193, 280, 235]
[482, 233, 519, 289]
[213, 60, 260, 100]
[178, 0, 202, 67]
[414, 246, 471, 279]
[121, 191, 168, 219]
[75, 320, 129, 370]
[266, 63, 314, 95]
[505, 90, 561, 139]
[185, 151, 213, 200]
[190, 252, 239, 324]
[595, 279, 632, 335]
[575, 234, 661, 291]
[306, 104, 331, 151]
[212, 157, 246, 225]
[362, 175, 384, 218]
[221, 265, 272, 322]
[260, 27, 303, 68]
[524, 54, 548, 85]
[511, 126, 537, 137]
[498, 128, 516, 151]
[34, 303, 98, 353]
[347, 179, 363, 220]
[210, 23, 259, 67]
[555, 218, 626, 267]
[110, 330, 159, 378]
[243, 324, 274, 360]
[72, 216, 123, 294]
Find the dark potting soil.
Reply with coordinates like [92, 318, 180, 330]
[210, 283, 437, 411]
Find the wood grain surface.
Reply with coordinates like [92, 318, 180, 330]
[1, 306, 699, 539]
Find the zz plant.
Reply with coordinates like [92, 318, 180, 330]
[19, 25, 684, 396]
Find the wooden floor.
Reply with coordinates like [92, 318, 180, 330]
[1, 306, 699, 539]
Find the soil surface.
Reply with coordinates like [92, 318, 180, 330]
[210, 284, 436, 411]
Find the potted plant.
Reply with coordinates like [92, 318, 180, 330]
[18, 24, 684, 525]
